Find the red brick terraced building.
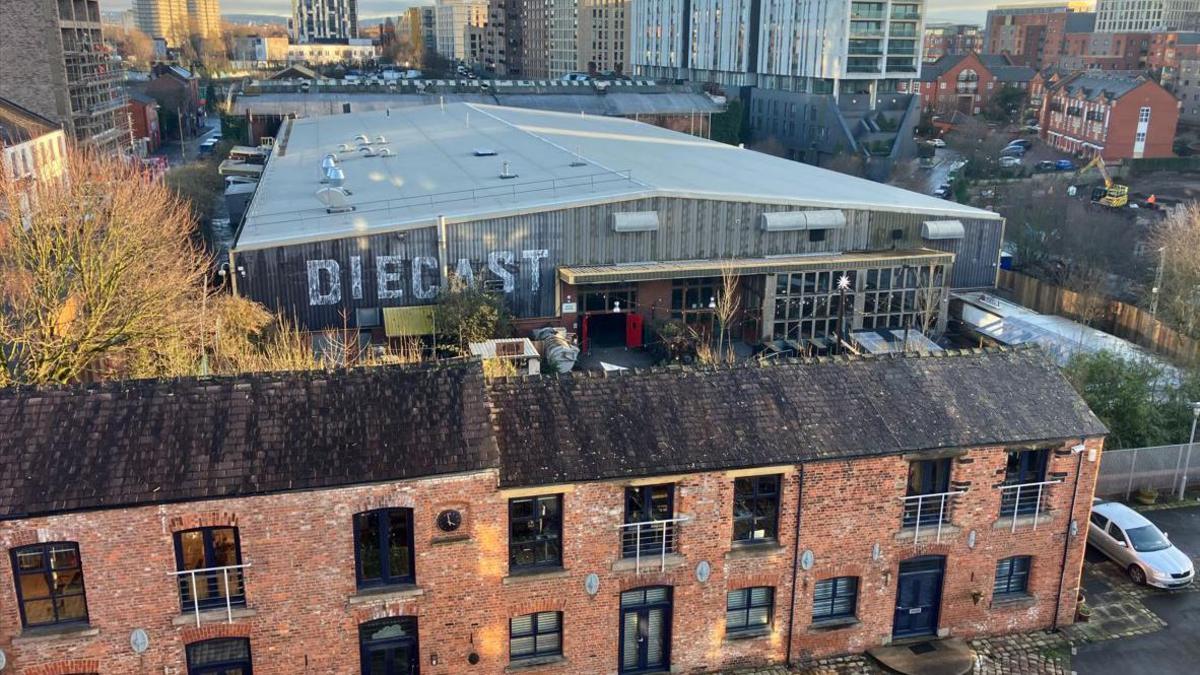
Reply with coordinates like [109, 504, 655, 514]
[918, 53, 1037, 116]
[1039, 71, 1180, 160]
[0, 349, 1106, 674]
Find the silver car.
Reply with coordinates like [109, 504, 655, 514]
[1088, 499, 1194, 588]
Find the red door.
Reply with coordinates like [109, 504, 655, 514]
[626, 313, 644, 349]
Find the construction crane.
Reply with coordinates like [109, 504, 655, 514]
[1077, 155, 1129, 208]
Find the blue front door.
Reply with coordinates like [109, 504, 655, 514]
[893, 555, 945, 639]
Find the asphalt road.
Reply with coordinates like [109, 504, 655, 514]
[156, 115, 219, 167]
[1073, 504, 1200, 675]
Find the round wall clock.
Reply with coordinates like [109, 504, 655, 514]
[437, 509, 463, 532]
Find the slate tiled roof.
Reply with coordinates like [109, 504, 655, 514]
[1053, 72, 1148, 101]
[0, 361, 496, 520]
[0, 348, 1106, 519]
[489, 348, 1106, 488]
[920, 53, 1032, 83]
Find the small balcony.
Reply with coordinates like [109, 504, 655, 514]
[619, 517, 687, 574]
[171, 563, 251, 626]
[998, 480, 1061, 532]
[901, 491, 965, 544]
[891, 9, 922, 21]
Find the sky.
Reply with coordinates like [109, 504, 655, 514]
[101, 1, 1080, 25]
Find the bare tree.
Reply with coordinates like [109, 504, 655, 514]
[1150, 203, 1200, 338]
[0, 153, 209, 385]
[713, 263, 741, 363]
[914, 263, 946, 336]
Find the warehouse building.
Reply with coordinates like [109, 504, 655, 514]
[230, 103, 1003, 350]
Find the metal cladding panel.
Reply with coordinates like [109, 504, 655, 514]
[234, 196, 1002, 328]
[235, 227, 441, 332]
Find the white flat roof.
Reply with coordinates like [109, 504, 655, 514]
[236, 103, 998, 251]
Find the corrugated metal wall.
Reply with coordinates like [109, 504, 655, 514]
[234, 196, 1003, 330]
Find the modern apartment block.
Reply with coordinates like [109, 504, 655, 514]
[292, 0, 359, 42]
[435, 0, 489, 61]
[923, 22, 984, 62]
[983, 3, 1092, 69]
[548, 0, 580, 76]
[0, 349, 1106, 674]
[1096, 0, 1200, 31]
[133, 0, 221, 47]
[0, 0, 125, 157]
[406, 5, 439, 55]
[578, 0, 631, 74]
[632, 0, 924, 100]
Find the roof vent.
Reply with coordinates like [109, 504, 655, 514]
[359, 146, 377, 157]
[325, 166, 346, 188]
[474, 148, 497, 156]
[354, 134, 370, 145]
[499, 161, 518, 179]
[337, 143, 352, 153]
[319, 154, 338, 182]
[315, 187, 354, 213]
[377, 147, 393, 157]
[375, 134, 388, 144]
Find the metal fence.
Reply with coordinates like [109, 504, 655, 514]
[1096, 444, 1200, 500]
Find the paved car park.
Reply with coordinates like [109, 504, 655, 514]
[1072, 504, 1200, 675]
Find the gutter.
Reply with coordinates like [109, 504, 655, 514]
[1053, 440, 1087, 630]
[786, 465, 805, 666]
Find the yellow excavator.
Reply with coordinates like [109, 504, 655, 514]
[1077, 155, 1129, 208]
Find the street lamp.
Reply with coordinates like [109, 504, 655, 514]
[1179, 402, 1200, 501]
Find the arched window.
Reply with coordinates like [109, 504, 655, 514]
[186, 638, 253, 675]
[10, 542, 88, 628]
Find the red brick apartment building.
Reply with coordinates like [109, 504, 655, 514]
[0, 350, 1106, 674]
[1040, 72, 1180, 160]
[919, 53, 1036, 116]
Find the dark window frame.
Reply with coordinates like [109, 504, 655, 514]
[186, 637, 253, 675]
[173, 526, 245, 611]
[1001, 448, 1050, 516]
[353, 508, 416, 589]
[726, 586, 775, 634]
[509, 610, 563, 661]
[733, 475, 782, 544]
[509, 494, 564, 571]
[623, 484, 675, 558]
[812, 576, 859, 621]
[10, 541, 89, 629]
[993, 555, 1032, 598]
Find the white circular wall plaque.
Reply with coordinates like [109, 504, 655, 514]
[130, 628, 150, 654]
[967, 530, 978, 549]
[695, 560, 711, 583]
[0, 647, 7, 671]
[871, 543, 883, 562]
[800, 550, 815, 570]
[584, 573, 600, 596]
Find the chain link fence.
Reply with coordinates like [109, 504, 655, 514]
[1097, 444, 1200, 501]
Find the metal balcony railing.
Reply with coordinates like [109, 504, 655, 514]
[619, 517, 688, 573]
[999, 480, 1061, 532]
[891, 10, 922, 20]
[170, 563, 251, 627]
[901, 491, 965, 544]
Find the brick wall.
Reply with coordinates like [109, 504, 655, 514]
[0, 440, 1102, 674]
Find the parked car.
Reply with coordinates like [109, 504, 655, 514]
[929, 138, 946, 148]
[1036, 160, 1057, 172]
[198, 138, 218, 156]
[1055, 159, 1076, 171]
[1088, 499, 1194, 588]
[933, 184, 951, 198]
[1000, 146, 1025, 158]
[1005, 139, 1033, 151]
[999, 156, 1022, 168]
